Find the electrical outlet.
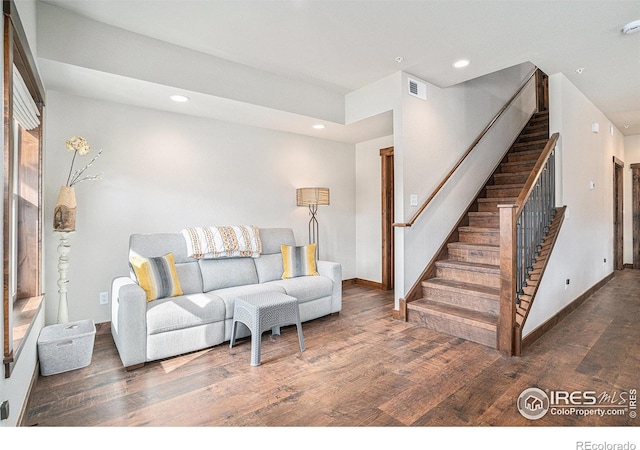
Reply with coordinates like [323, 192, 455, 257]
[99, 291, 109, 305]
[604, 258, 607, 264]
[565, 279, 570, 290]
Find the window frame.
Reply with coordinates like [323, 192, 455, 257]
[2, 0, 45, 378]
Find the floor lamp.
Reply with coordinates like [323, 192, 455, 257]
[296, 187, 330, 259]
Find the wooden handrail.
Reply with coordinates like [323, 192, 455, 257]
[393, 68, 538, 228]
[514, 132, 559, 216]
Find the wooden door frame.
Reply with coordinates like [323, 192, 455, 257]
[632, 163, 640, 269]
[380, 147, 394, 290]
[613, 157, 624, 270]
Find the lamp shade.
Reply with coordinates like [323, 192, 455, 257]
[297, 187, 330, 206]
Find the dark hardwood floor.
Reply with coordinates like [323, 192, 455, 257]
[23, 271, 640, 430]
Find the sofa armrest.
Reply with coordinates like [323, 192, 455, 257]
[111, 276, 147, 368]
[317, 260, 342, 313]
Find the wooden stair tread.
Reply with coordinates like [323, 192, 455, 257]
[509, 148, 543, 156]
[486, 183, 524, 190]
[409, 299, 498, 329]
[435, 259, 499, 274]
[520, 130, 548, 137]
[458, 225, 498, 232]
[468, 211, 499, 217]
[477, 197, 517, 203]
[447, 241, 499, 251]
[422, 277, 500, 299]
[513, 138, 548, 148]
[501, 160, 536, 168]
[494, 170, 530, 176]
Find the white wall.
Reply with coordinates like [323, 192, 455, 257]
[355, 135, 394, 283]
[623, 134, 640, 264]
[43, 92, 356, 325]
[523, 73, 625, 336]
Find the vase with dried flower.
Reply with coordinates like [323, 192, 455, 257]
[53, 136, 102, 232]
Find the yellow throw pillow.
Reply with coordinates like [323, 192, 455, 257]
[281, 244, 319, 279]
[130, 253, 183, 302]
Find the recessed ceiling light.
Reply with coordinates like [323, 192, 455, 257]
[169, 94, 190, 102]
[622, 19, 640, 35]
[575, 68, 584, 74]
[395, 56, 404, 63]
[624, 125, 630, 129]
[453, 59, 470, 69]
[312, 124, 325, 130]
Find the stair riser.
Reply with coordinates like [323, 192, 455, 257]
[508, 151, 542, 163]
[477, 200, 515, 212]
[524, 123, 548, 131]
[493, 173, 529, 185]
[500, 161, 536, 173]
[518, 133, 548, 143]
[408, 309, 497, 348]
[469, 215, 500, 228]
[435, 265, 500, 288]
[448, 246, 499, 265]
[422, 285, 500, 314]
[458, 229, 499, 246]
[485, 187, 522, 198]
[512, 141, 547, 152]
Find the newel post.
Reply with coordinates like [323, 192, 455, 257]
[497, 204, 517, 356]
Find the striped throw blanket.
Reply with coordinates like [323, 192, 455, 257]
[181, 225, 262, 259]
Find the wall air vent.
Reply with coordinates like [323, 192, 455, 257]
[408, 77, 427, 100]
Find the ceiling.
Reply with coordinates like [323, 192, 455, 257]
[41, 0, 640, 137]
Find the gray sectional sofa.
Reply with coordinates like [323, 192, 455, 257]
[111, 228, 342, 369]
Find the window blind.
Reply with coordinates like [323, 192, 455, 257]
[13, 64, 40, 130]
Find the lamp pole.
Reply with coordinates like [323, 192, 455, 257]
[308, 203, 319, 259]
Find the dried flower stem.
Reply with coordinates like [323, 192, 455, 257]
[68, 149, 103, 186]
[65, 150, 78, 186]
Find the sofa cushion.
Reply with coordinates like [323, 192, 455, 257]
[254, 253, 284, 283]
[208, 284, 286, 319]
[267, 276, 333, 304]
[281, 244, 318, 279]
[199, 258, 259, 291]
[146, 292, 226, 335]
[174, 263, 203, 295]
[258, 228, 296, 254]
[129, 232, 202, 295]
[130, 253, 183, 302]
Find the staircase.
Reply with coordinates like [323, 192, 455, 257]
[407, 111, 550, 349]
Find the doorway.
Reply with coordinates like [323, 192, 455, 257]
[380, 147, 394, 290]
[632, 163, 640, 269]
[613, 157, 624, 270]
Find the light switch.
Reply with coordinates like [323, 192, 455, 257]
[410, 194, 418, 206]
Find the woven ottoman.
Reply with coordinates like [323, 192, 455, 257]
[229, 292, 305, 366]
